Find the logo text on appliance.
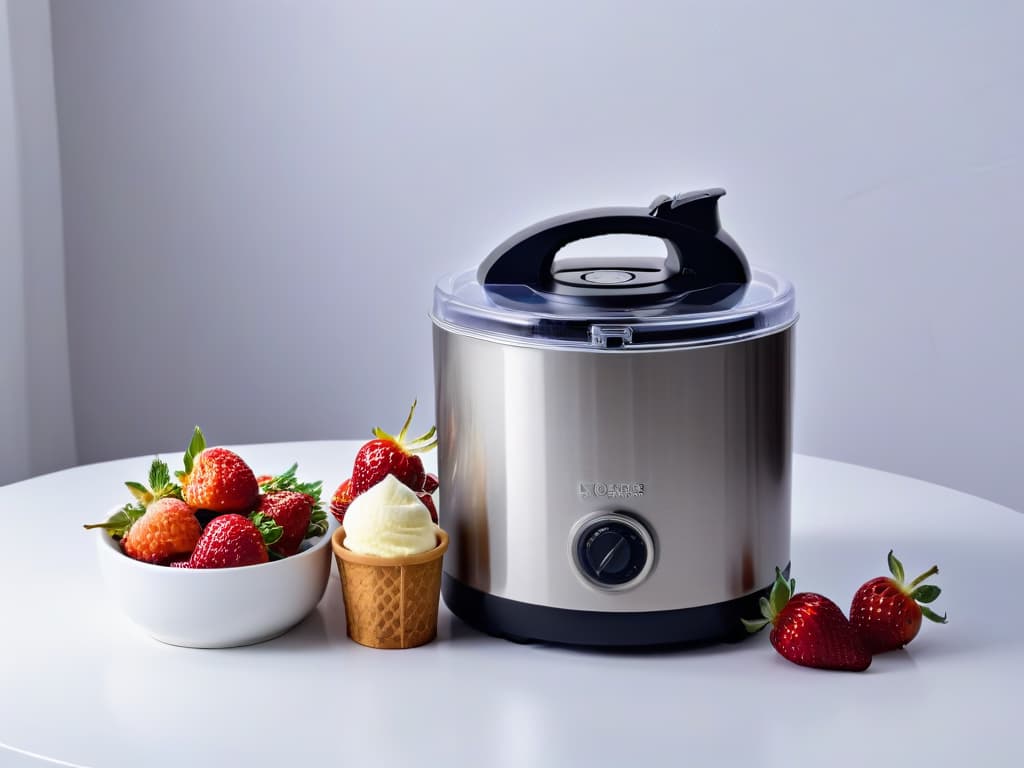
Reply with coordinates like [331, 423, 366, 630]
[578, 482, 645, 499]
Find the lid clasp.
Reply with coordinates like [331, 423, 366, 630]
[589, 325, 634, 349]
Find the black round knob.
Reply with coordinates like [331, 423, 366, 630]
[576, 520, 649, 587]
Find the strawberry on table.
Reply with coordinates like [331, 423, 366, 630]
[849, 550, 947, 653]
[351, 401, 437, 496]
[176, 427, 259, 514]
[743, 569, 871, 672]
[184, 513, 282, 569]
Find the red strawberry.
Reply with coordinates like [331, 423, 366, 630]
[744, 569, 871, 672]
[254, 474, 274, 486]
[254, 491, 312, 557]
[85, 497, 201, 565]
[849, 550, 947, 653]
[176, 427, 259, 513]
[350, 401, 437, 496]
[257, 463, 328, 543]
[121, 498, 202, 564]
[422, 473, 439, 494]
[330, 478, 354, 523]
[186, 513, 282, 569]
[416, 492, 438, 524]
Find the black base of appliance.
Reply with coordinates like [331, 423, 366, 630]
[442, 568, 789, 648]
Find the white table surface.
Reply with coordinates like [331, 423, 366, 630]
[1, 442, 1020, 768]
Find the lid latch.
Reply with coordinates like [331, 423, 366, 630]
[590, 325, 634, 349]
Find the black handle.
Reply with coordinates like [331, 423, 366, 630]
[478, 189, 749, 297]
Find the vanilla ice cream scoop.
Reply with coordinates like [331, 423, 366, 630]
[342, 474, 437, 557]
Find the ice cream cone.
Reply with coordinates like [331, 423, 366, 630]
[332, 526, 448, 649]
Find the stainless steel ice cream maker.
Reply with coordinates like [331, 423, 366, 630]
[431, 189, 796, 646]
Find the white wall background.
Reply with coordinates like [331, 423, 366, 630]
[0, 0, 74, 486]
[0, 1, 28, 485]
[48, 0, 1023, 510]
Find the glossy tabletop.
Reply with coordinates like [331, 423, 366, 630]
[1, 442, 1020, 768]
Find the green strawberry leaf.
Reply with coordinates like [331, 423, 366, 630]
[183, 426, 205, 475]
[262, 526, 283, 547]
[911, 585, 941, 604]
[149, 458, 170, 492]
[742, 617, 770, 633]
[260, 464, 323, 500]
[305, 506, 328, 539]
[260, 463, 325, 530]
[408, 438, 438, 455]
[250, 512, 283, 547]
[408, 425, 437, 446]
[744, 572, 788, 633]
[126, 457, 183, 507]
[768, 568, 791, 616]
[83, 503, 146, 536]
[125, 481, 150, 502]
[920, 606, 948, 624]
[888, 550, 905, 583]
[259, 463, 299, 491]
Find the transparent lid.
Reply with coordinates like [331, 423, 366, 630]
[432, 268, 796, 349]
[431, 189, 796, 350]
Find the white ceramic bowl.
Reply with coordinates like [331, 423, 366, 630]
[95, 515, 337, 648]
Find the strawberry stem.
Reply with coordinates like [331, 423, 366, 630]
[908, 564, 939, 589]
[371, 400, 437, 455]
[397, 400, 417, 443]
[83, 503, 146, 536]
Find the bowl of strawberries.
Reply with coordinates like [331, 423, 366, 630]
[87, 428, 335, 648]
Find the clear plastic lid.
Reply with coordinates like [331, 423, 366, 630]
[432, 267, 796, 350]
[431, 190, 796, 350]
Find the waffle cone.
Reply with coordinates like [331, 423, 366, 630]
[332, 527, 448, 649]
